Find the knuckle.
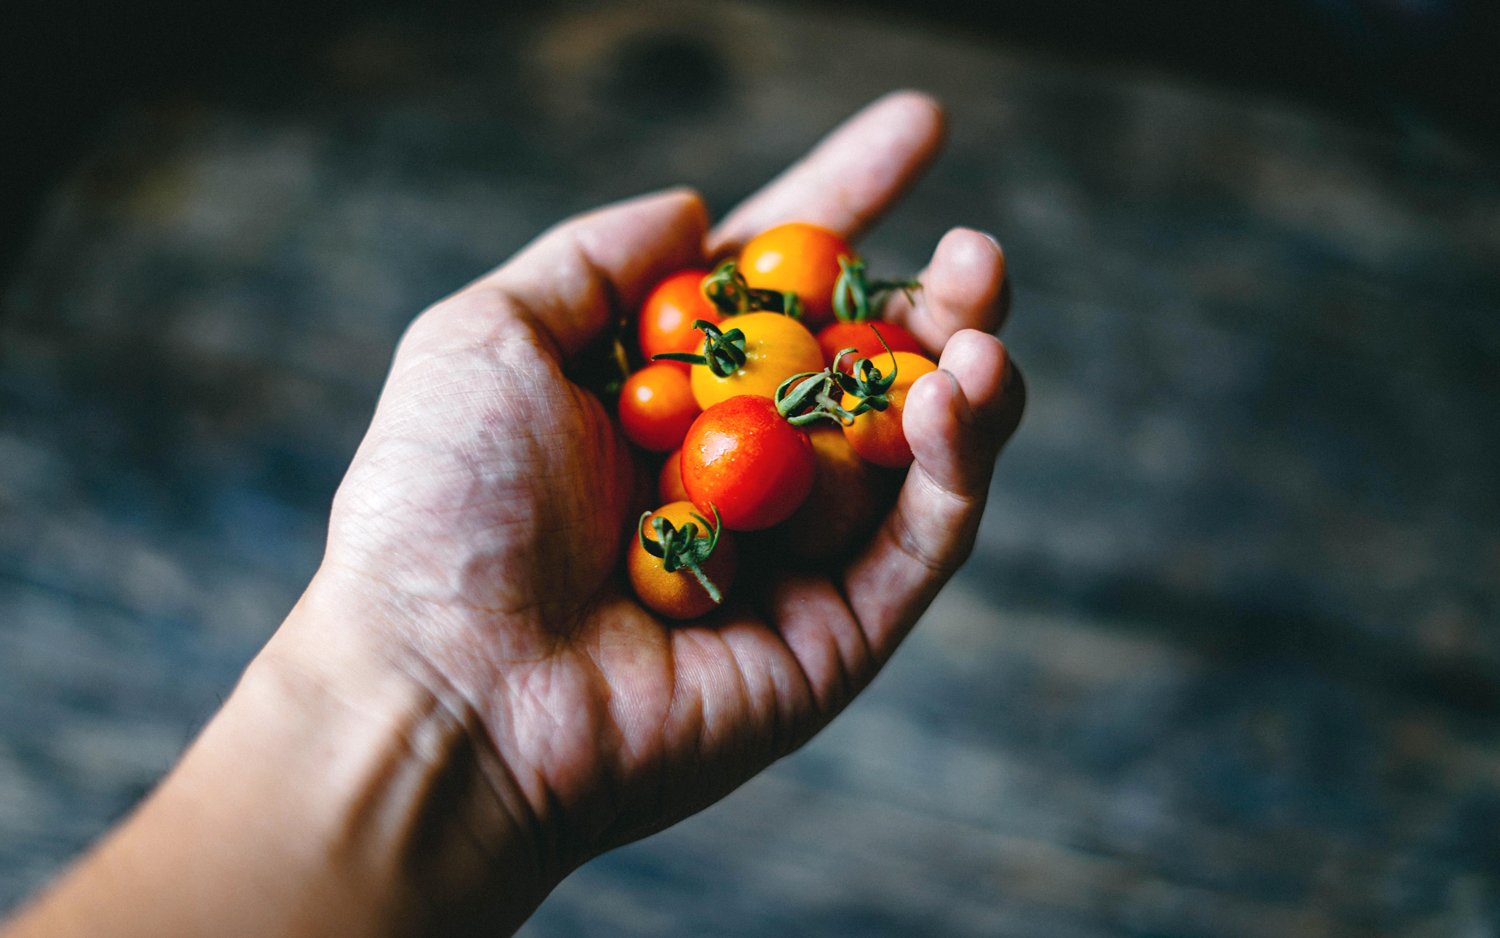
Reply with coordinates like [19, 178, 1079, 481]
[888, 491, 966, 579]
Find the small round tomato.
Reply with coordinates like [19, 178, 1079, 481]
[681, 395, 816, 530]
[841, 351, 938, 469]
[638, 269, 721, 370]
[619, 363, 700, 452]
[628, 501, 737, 620]
[686, 312, 824, 410]
[775, 425, 900, 563]
[738, 223, 853, 328]
[658, 448, 691, 504]
[817, 321, 925, 373]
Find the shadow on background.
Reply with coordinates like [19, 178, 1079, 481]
[4, 0, 1499, 285]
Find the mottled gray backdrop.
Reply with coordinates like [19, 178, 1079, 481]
[2, 2, 1498, 935]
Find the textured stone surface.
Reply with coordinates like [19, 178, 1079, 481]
[2, 1, 1499, 935]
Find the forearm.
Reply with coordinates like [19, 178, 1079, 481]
[3, 582, 550, 938]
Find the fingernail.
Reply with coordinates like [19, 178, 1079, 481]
[958, 230, 1005, 287]
[941, 368, 974, 427]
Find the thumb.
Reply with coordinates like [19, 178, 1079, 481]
[426, 188, 710, 361]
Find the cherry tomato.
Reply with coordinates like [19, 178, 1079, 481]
[687, 312, 824, 410]
[776, 425, 900, 563]
[681, 395, 816, 530]
[638, 269, 721, 370]
[618, 363, 700, 452]
[628, 501, 737, 620]
[816, 321, 925, 373]
[738, 223, 853, 328]
[658, 449, 691, 504]
[841, 351, 938, 469]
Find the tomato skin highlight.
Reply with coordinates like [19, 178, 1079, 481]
[687, 311, 824, 410]
[776, 425, 899, 563]
[681, 395, 816, 531]
[738, 223, 853, 328]
[817, 321, 925, 372]
[658, 449, 691, 504]
[618, 363, 700, 452]
[841, 351, 939, 469]
[628, 501, 737, 620]
[639, 269, 721, 370]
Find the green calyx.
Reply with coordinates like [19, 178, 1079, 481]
[775, 366, 859, 427]
[832, 256, 921, 323]
[637, 506, 726, 604]
[652, 320, 748, 377]
[702, 260, 803, 319]
[774, 327, 900, 427]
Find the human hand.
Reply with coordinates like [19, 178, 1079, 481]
[268, 91, 1022, 932]
[0, 91, 1021, 938]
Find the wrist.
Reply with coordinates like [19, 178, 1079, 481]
[238, 570, 559, 935]
[6, 571, 559, 938]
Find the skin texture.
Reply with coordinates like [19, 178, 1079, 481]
[2, 91, 1024, 938]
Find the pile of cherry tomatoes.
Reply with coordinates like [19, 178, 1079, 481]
[606, 222, 934, 619]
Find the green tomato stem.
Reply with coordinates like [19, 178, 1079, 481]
[636, 508, 726, 605]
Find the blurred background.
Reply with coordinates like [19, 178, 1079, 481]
[2, 0, 1499, 935]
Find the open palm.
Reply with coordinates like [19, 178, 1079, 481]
[302, 92, 1022, 880]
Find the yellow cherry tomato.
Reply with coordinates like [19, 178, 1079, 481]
[689, 311, 825, 410]
[738, 222, 853, 328]
[775, 424, 899, 563]
[840, 351, 938, 469]
[627, 501, 737, 620]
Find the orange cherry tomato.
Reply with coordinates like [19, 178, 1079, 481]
[658, 449, 691, 504]
[816, 321, 925, 373]
[775, 425, 900, 563]
[841, 351, 938, 469]
[681, 395, 816, 531]
[687, 312, 824, 410]
[618, 363, 700, 452]
[738, 222, 853, 328]
[628, 501, 737, 620]
[638, 269, 721, 370]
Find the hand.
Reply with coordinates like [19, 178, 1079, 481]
[295, 89, 1019, 920]
[2, 91, 1023, 938]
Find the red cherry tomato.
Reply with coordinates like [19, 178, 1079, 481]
[628, 501, 737, 620]
[639, 269, 721, 370]
[618, 363, 700, 452]
[680, 395, 816, 530]
[816, 321, 925, 373]
[841, 351, 938, 469]
[775, 425, 900, 563]
[738, 223, 853, 329]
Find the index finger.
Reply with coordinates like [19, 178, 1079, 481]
[707, 91, 946, 255]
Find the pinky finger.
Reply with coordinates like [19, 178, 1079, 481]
[842, 329, 1023, 660]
